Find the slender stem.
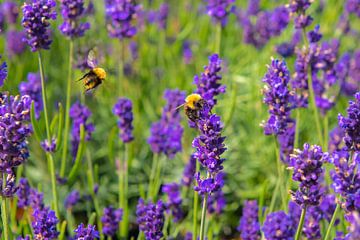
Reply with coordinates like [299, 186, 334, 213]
[1, 173, 9, 240]
[274, 137, 286, 210]
[119, 40, 125, 96]
[118, 144, 125, 235]
[324, 203, 340, 240]
[121, 144, 129, 238]
[47, 153, 60, 221]
[295, 206, 307, 240]
[294, 108, 300, 149]
[324, 114, 329, 152]
[199, 193, 208, 240]
[61, 40, 74, 177]
[193, 160, 200, 240]
[215, 24, 222, 54]
[147, 154, 159, 200]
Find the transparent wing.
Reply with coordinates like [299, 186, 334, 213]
[87, 48, 98, 68]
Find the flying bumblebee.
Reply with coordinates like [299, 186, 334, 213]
[77, 49, 106, 92]
[176, 93, 206, 122]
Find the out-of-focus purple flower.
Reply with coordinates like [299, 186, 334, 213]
[22, 0, 57, 52]
[205, 0, 235, 26]
[0, 12, 3, 33]
[262, 211, 296, 240]
[328, 127, 345, 153]
[148, 89, 185, 158]
[65, 190, 80, 209]
[346, 0, 360, 17]
[277, 120, 295, 164]
[101, 206, 123, 236]
[70, 102, 95, 157]
[73, 223, 100, 240]
[346, 211, 360, 239]
[113, 98, 134, 143]
[0, 94, 31, 172]
[136, 198, 165, 240]
[290, 143, 325, 207]
[16, 178, 45, 210]
[182, 154, 196, 186]
[157, 3, 169, 29]
[237, 200, 260, 240]
[289, 0, 314, 29]
[261, 59, 295, 136]
[1, 1, 19, 24]
[0, 55, 7, 87]
[336, 51, 360, 97]
[6, 30, 26, 58]
[59, 0, 91, 38]
[40, 138, 56, 153]
[19, 72, 42, 119]
[162, 182, 184, 222]
[194, 54, 225, 109]
[105, 0, 140, 39]
[129, 41, 138, 61]
[185, 232, 193, 240]
[338, 92, 360, 151]
[32, 207, 59, 239]
[183, 41, 193, 64]
[207, 172, 226, 215]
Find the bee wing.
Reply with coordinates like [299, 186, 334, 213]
[87, 49, 98, 69]
[173, 103, 185, 111]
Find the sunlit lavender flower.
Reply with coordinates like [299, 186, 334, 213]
[70, 102, 95, 157]
[101, 206, 123, 236]
[40, 138, 56, 153]
[290, 143, 325, 207]
[32, 207, 59, 239]
[338, 92, 360, 151]
[0, 94, 32, 172]
[105, 0, 140, 39]
[59, 0, 91, 38]
[262, 211, 296, 240]
[183, 41, 193, 64]
[113, 98, 134, 143]
[0, 170, 17, 197]
[162, 182, 184, 222]
[19, 72, 42, 118]
[22, 0, 57, 52]
[136, 198, 165, 240]
[194, 54, 225, 109]
[182, 154, 196, 186]
[328, 127, 345, 153]
[237, 200, 260, 240]
[73, 223, 100, 240]
[262, 59, 295, 136]
[205, 0, 235, 26]
[336, 51, 360, 97]
[1, 1, 19, 24]
[289, 0, 314, 29]
[65, 190, 80, 209]
[0, 55, 7, 87]
[6, 30, 27, 58]
[148, 89, 185, 158]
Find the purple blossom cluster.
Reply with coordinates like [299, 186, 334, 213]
[182, 154, 196, 187]
[207, 172, 226, 215]
[328, 127, 345, 153]
[237, 200, 261, 240]
[183, 41, 193, 64]
[65, 190, 81, 209]
[6, 30, 27, 58]
[289, 0, 314, 29]
[275, 31, 301, 58]
[290, 143, 325, 207]
[194, 54, 225, 109]
[70, 102, 95, 157]
[113, 98, 134, 143]
[73, 223, 99, 240]
[101, 206, 123, 236]
[105, 0, 140, 39]
[136, 198, 165, 240]
[205, 0, 235, 26]
[0, 55, 7, 87]
[19, 72, 43, 119]
[40, 138, 56, 153]
[346, 0, 360, 17]
[162, 182, 184, 222]
[147, 3, 169, 30]
[22, 0, 57, 52]
[59, 0, 90, 38]
[148, 89, 185, 158]
[336, 51, 360, 97]
[262, 211, 296, 239]
[1, 1, 19, 25]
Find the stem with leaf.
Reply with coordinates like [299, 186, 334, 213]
[294, 206, 307, 240]
[1, 173, 10, 240]
[199, 193, 208, 240]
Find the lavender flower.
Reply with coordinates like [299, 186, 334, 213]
[338, 92, 360, 151]
[0, 170, 17, 197]
[105, 0, 140, 39]
[157, 3, 169, 29]
[205, 0, 235, 26]
[308, 25, 322, 43]
[183, 41, 193, 64]
[113, 98, 134, 143]
[346, 212, 360, 239]
[1, 1, 19, 24]
[70, 102, 95, 157]
[207, 188, 226, 215]
[0, 55, 7, 87]
[40, 138, 56, 153]
[182, 154, 196, 186]
[336, 51, 360, 97]
[19, 72, 42, 119]
[59, 0, 90, 38]
[262, 59, 294, 136]
[22, 0, 57, 52]
[136, 198, 165, 240]
[65, 190, 80, 209]
[194, 54, 225, 109]
[277, 120, 295, 164]
[262, 211, 296, 240]
[290, 143, 325, 207]
[17, 178, 45, 210]
[162, 182, 184, 222]
[328, 127, 345, 153]
[289, 0, 314, 29]
[148, 89, 185, 158]
[237, 200, 260, 240]
[6, 30, 27, 58]
[101, 206, 123, 236]
[73, 223, 99, 240]
[346, 0, 360, 17]
[32, 207, 59, 239]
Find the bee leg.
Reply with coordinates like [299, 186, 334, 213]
[77, 73, 89, 82]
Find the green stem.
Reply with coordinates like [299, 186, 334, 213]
[47, 153, 60, 221]
[193, 160, 200, 240]
[294, 206, 307, 240]
[324, 114, 329, 152]
[324, 203, 340, 240]
[294, 108, 300, 149]
[147, 154, 159, 200]
[60, 40, 74, 177]
[199, 193, 208, 240]
[274, 137, 286, 210]
[121, 144, 129, 238]
[215, 24, 222, 54]
[1, 173, 9, 240]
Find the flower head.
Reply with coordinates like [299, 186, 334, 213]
[32, 207, 59, 239]
[336, 51, 360, 97]
[113, 98, 134, 143]
[65, 190, 80, 210]
[289, 0, 314, 29]
[73, 223, 99, 240]
[6, 30, 27, 58]
[0, 55, 7, 87]
[19, 73, 42, 119]
[262, 211, 296, 240]
[0, 170, 17, 197]
[237, 200, 260, 240]
[183, 41, 193, 64]
[205, 0, 235, 26]
[1, 1, 19, 24]
[101, 206, 123, 236]
[59, 0, 90, 38]
[162, 182, 184, 222]
[22, 0, 57, 52]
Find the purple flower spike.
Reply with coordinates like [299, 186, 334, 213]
[289, 0, 314, 29]
[73, 223, 100, 239]
[65, 190, 80, 209]
[0, 170, 17, 197]
[346, 0, 360, 17]
[162, 182, 184, 222]
[262, 211, 296, 240]
[113, 98, 134, 143]
[0, 55, 7, 87]
[205, 0, 235, 26]
[32, 207, 59, 239]
[40, 138, 56, 153]
[22, 0, 57, 52]
[182, 154, 196, 187]
[19, 72, 42, 119]
[183, 41, 193, 64]
[237, 200, 261, 240]
[308, 25, 322, 43]
[336, 51, 360, 97]
[101, 206, 123, 236]
[6, 30, 27, 58]
[1, 1, 19, 24]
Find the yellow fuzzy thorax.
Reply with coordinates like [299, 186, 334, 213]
[93, 68, 107, 79]
[185, 94, 202, 109]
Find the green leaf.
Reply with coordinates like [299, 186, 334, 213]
[30, 101, 42, 142]
[59, 221, 67, 240]
[87, 212, 97, 226]
[56, 103, 64, 151]
[50, 113, 58, 137]
[67, 124, 86, 185]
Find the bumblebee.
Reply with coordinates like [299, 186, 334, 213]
[177, 94, 206, 122]
[77, 50, 106, 92]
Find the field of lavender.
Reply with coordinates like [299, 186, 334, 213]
[0, 0, 360, 239]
